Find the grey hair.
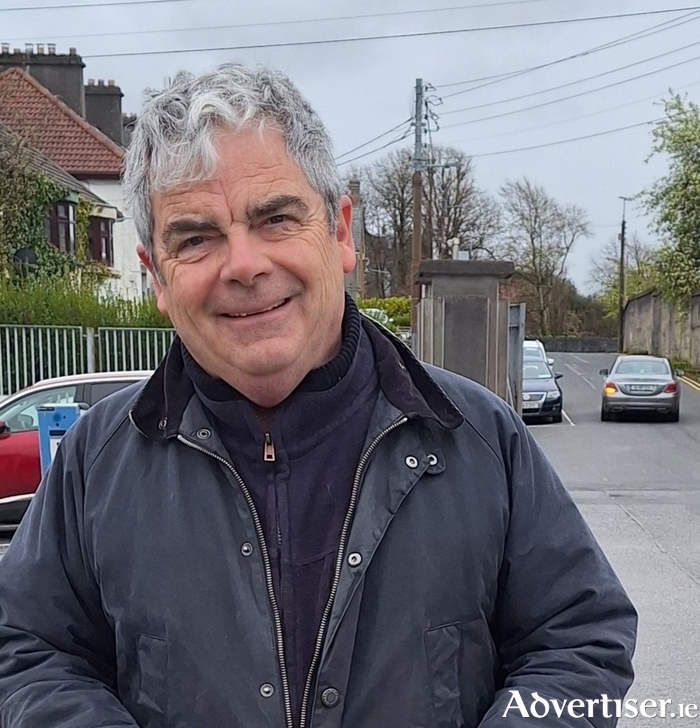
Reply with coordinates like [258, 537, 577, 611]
[122, 63, 344, 259]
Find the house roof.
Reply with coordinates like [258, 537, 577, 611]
[0, 124, 115, 211]
[0, 67, 124, 177]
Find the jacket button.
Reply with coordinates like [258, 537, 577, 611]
[347, 552, 362, 567]
[405, 456, 418, 468]
[196, 428, 211, 440]
[260, 683, 275, 698]
[321, 687, 340, 707]
[241, 542, 254, 557]
[427, 453, 438, 466]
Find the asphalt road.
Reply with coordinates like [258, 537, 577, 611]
[533, 353, 700, 725]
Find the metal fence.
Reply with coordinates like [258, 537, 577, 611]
[0, 325, 85, 397]
[0, 325, 176, 397]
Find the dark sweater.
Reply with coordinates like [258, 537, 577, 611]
[183, 300, 379, 725]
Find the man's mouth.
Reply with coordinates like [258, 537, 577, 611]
[225, 299, 289, 318]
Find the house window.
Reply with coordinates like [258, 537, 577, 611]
[88, 217, 114, 266]
[48, 202, 76, 254]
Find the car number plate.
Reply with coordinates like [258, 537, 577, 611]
[629, 385, 655, 392]
[522, 401, 540, 409]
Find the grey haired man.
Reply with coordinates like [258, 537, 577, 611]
[0, 64, 636, 728]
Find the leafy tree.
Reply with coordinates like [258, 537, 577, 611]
[589, 234, 658, 319]
[642, 94, 700, 301]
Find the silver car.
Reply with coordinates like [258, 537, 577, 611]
[599, 355, 683, 422]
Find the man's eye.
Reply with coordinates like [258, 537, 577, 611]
[184, 236, 206, 247]
[267, 215, 288, 225]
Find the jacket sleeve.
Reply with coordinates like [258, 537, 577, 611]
[0, 430, 139, 727]
[479, 409, 637, 727]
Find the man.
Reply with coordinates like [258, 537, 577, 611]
[0, 64, 636, 728]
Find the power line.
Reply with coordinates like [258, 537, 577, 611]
[336, 130, 413, 167]
[0, 0, 555, 13]
[437, 8, 700, 93]
[442, 38, 700, 117]
[442, 52, 700, 129]
[78, 7, 700, 59]
[469, 118, 660, 158]
[335, 119, 412, 160]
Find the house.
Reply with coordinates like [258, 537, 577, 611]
[0, 45, 147, 298]
[0, 123, 119, 264]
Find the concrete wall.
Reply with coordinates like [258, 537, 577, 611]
[540, 337, 618, 353]
[624, 290, 700, 365]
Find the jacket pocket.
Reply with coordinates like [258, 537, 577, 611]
[424, 622, 464, 728]
[137, 634, 169, 717]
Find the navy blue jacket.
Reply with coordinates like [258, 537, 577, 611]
[0, 319, 637, 728]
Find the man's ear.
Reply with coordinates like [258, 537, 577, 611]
[137, 243, 169, 318]
[336, 195, 356, 274]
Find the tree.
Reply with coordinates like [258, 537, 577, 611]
[495, 178, 591, 337]
[589, 234, 658, 319]
[350, 145, 500, 296]
[642, 93, 700, 301]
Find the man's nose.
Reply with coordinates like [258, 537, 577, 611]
[219, 226, 274, 286]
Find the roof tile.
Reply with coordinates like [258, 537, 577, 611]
[0, 67, 123, 177]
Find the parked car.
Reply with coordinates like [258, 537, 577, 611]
[0, 371, 151, 529]
[523, 339, 555, 366]
[599, 355, 682, 422]
[521, 359, 564, 423]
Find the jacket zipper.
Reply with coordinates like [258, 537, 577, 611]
[176, 434, 294, 728]
[298, 415, 409, 728]
[264, 432, 276, 462]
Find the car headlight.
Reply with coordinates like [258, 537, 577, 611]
[545, 391, 561, 400]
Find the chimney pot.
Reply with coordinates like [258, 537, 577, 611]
[97, 79, 104, 86]
[88, 78, 95, 85]
[107, 79, 115, 87]
[69, 47, 77, 55]
[1, 44, 9, 54]
[37, 43, 45, 54]
[48, 43, 56, 54]
[25, 43, 34, 54]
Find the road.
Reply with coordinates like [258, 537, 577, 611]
[533, 353, 700, 725]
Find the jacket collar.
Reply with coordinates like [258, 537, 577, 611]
[129, 315, 464, 442]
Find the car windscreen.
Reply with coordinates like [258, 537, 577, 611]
[614, 360, 670, 376]
[523, 361, 552, 380]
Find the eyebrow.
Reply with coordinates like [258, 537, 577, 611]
[161, 218, 223, 251]
[247, 195, 309, 221]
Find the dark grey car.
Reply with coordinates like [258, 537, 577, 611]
[600, 355, 683, 422]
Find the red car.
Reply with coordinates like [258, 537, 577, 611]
[0, 371, 151, 529]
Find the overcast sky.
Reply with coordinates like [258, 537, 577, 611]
[3, 0, 699, 292]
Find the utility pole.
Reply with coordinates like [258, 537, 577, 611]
[410, 78, 425, 337]
[618, 196, 631, 353]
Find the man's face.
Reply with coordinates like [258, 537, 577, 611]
[141, 127, 356, 398]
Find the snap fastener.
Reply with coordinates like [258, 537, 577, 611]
[348, 552, 362, 567]
[321, 687, 340, 708]
[196, 428, 211, 440]
[158, 418, 167, 430]
[241, 542, 254, 557]
[427, 453, 438, 466]
[405, 456, 418, 468]
[260, 683, 275, 698]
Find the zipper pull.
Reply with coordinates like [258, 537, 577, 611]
[263, 432, 276, 462]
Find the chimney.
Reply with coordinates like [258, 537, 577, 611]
[85, 78, 124, 146]
[1, 44, 9, 55]
[0, 43, 85, 116]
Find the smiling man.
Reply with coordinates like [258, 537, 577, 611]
[0, 64, 636, 728]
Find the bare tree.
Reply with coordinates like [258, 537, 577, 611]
[496, 178, 590, 336]
[350, 145, 500, 296]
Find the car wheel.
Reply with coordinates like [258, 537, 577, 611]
[601, 408, 612, 422]
[552, 413, 563, 423]
[667, 411, 680, 423]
